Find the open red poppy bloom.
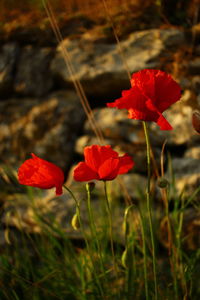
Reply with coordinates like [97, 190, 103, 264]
[18, 153, 64, 195]
[107, 69, 181, 130]
[73, 145, 134, 182]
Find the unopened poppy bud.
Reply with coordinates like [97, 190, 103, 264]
[122, 218, 130, 236]
[71, 213, 80, 230]
[157, 177, 169, 188]
[123, 205, 134, 235]
[88, 181, 95, 192]
[192, 111, 200, 134]
[121, 248, 128, 268]
[87, 182, 95, 192]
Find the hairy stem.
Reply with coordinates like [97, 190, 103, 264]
[143, 121, 158, 300]
[103, 181, 118, 276]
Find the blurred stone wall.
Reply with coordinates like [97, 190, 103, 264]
[0, 20, 199, 197]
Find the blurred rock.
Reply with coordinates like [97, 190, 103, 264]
[185, 146, 200, 159]
[1, 189, 79, 234]
[51, 28, 184, 98]
[187, 58, 200, 75]
[2, 155, 148, 243]
[4, 23, 53, 47]
[182, 208, 200, 250]
[120, 173, 147, 201]
[159, 208, 200, 250]
[0, 43, 19, 98]
[82, 103, 200, 147]
[192, 110, 200, 134]
[191, 76, 200, 94]
[75, 104, 200, 175]
[76, 136, 152, 174]
[75, 108, 164, 174]
[197, 94, 200, 106]
[67, 163, 147, 204]
[180, 89, 194, 104]
[191, 23, 200, 45]
[14, 46, 54, 97]
[6, 26, 56, 47]
[171, 157, 200, 176]
[1, 8, 200, 253]
[60, 15, 95, 36]
[84, 108, 144, 143]
[1, 185, 140, 244]
[167, 157, 200, 196]
[0, 90, 85, 170]
[75, 135, 111, 154]
[79, 107, 166, 149]
[179, 77, 191, 90]
[77, 137, 151, 174]
[150, 101, 200, 146]
[0, 230, 6, 247]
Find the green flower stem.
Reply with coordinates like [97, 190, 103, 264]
[160, 142, 173, 255]
[162, 188, 179, 298]
[63, 185, 105, 298]
[124, 205, 143, 299]
[103, 181, 118, 275]
[177, 199, 187, 298]
[85, 183, 107, 281]
[143, 121, 158, 300]
[140, 210, 149, 300]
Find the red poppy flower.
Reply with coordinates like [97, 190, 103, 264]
[107, 69, 181, 130]
[18, 153, 64, 195]
[73, 145, 134, 182]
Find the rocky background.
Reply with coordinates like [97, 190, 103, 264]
[0, 0, 200, 246]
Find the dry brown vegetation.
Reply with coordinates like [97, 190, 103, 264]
[0, 0, 154, 23]
[0, 0, 154, 16]
[0, 0, 199, 36]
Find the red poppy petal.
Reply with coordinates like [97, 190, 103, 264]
[18, 161, 37, 185]
[107, 87, 147, 111]
[156, 114, 173, 130]
[107, 91, 133, 110]
[31, 153, 38, 159]
[118, 154, 134, 174]
[128, 108, 158, 122]
[131, 69, 158, 87]
[98, 158, 120, 180]
[131, 69, 156, 101]
[131, 69, 181, 112]
[146, 99, 173, 130]
[154, 70, 181, 112]
[55, 184, 63, 196]
[107, 69, 181, 131]
[122, 90, 131, 97]
[18, 154, 64, 194]
[84, 145, 118, 172]
[128, 98, 160, 121]
[18, 161, 50, 187]
[73, 162, 99, 182]
[30, 154, 64, 186]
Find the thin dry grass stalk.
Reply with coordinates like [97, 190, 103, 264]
[42, 0, 134, 205]
[43, 0, 104, 145]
